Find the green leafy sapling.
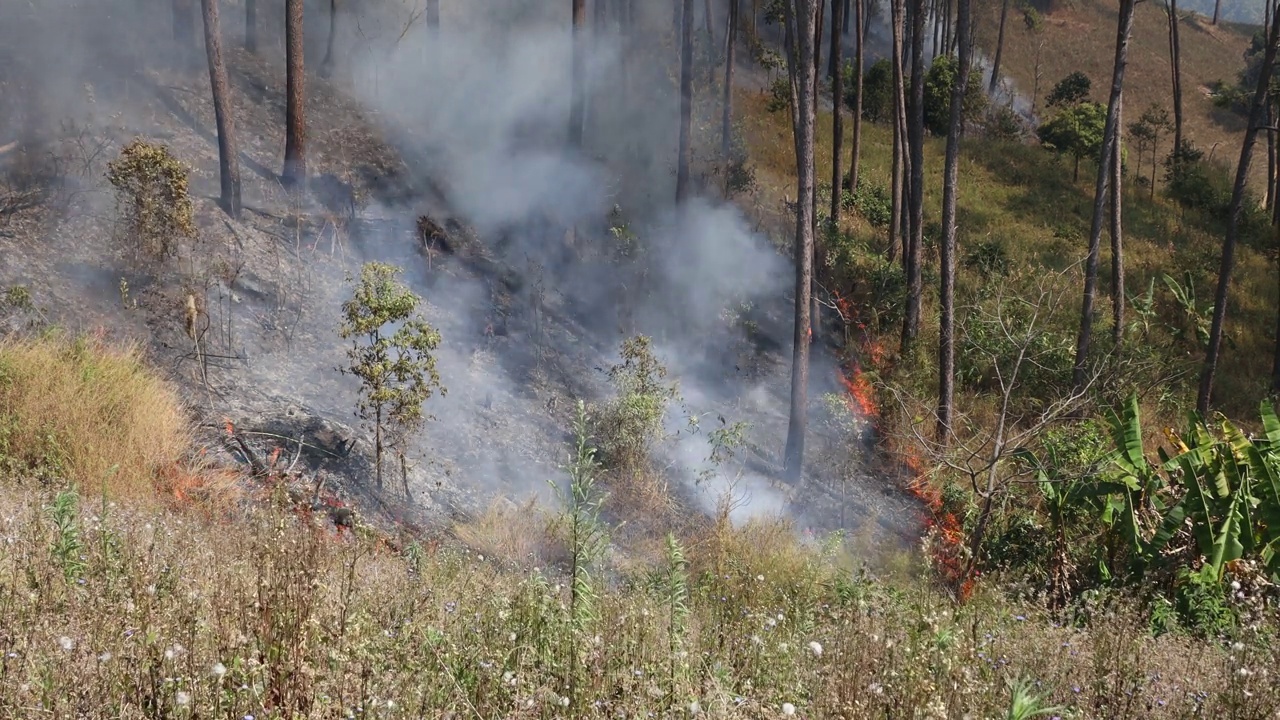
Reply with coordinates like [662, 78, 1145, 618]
[338, 262, 445, 493]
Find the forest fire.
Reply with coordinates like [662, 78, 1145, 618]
[832, 292, 972, 599]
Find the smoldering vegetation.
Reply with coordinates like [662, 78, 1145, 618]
[0, 0, 920, 549]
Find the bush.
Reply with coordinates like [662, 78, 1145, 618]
[106, 139, 197, 262]
[923, 55, 988, 136]
[847, 58, 894, 123]
[595, 336, 678, 475]
[766, 76, 791, 113]
[963, 240, 1009, 275]
[0, 334, 190, 498]
[985, 104, 1028, 142]
[851, 182, 892, 228]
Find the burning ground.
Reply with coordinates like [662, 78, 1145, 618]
[0, 0, 921, 559]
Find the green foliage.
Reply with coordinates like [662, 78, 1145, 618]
[923, 54, 988, 136]
[851, 181, 892, 228]
[1173, 567, 1237, 637]
[596, 336, 679, 474]
[986, 104, 1029, 142]
[963, 240, 1010, 275]
[1046, 71, 1092, 108]
[46, 488, 84, 582]
[1005, 676, 1067, 720]
[766, 76, 791, 113]
[1037, 101, 1106, 173]
[338, 262, 445, 491]
[847, 58, 894, 123]
[106, 139, 196, 262]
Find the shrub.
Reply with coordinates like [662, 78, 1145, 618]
[106, 139, 196, 262]
[851, 182, 892, 228]
[963, 239, 1010, 275]
[0, 334, 189, 498]
[766, 76, 791, 113]
[595, 336, 678, 475]
[986, 104, 1028, 142]
[923, 55, 988, 136]
[847, 58, 894, 123]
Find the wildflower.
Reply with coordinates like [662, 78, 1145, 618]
[782, 703, 796, 716]
[808, 641, 823, 658]
[766, 617, 777, 629]
[98, 652, 112, 663]
[212, 662, 227, 677]
[560, 696, 570, 707]
[58, 636, 75, 652]
[1015, 615, 1027, 622]
[1231, 580, 1242, 591]
[243, 716, 255, 720]
[176, 691, 191, 706]
[756, 575, 765, 582]
[688, 700, 701, 714]
[1238, 668, 1254, 677]
[1232, 642, 1245, 652]
[869, 682, 884, 695]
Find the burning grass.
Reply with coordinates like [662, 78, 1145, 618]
[0, 332, 192, 501]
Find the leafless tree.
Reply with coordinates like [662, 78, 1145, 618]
[244, 0, 257, 52]
[571, 0, 587, 147]
[902, 0, 926, 351]
[988, 0, 1009, 95]
[1110, 96, 1124, 347]
[201, 0, 241, 219]
[849, 0, 864, 193]
[283, 0, 307, 188]
[830, 0, 844, 226]
[722, 0, 739, 158]
[937, 0, 970, 442]
[677, 0, 695, 202]
[1198, 1, 1280, 414]
[427, 0, 440, 29]
[1167, 0, 1184, 154]
[889, 0, 907, 262]
[320, 0, 339, 79]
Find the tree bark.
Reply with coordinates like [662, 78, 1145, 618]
[1168, 0, 1184, 155]
[173, 0, 196, 67]
[830, 0, 844, 226]
[782, 0, 820, 482]
[571, 0, 587, 147]
[902, 0, 926, 351]
[677, 0, 695, 203]
[320, 0, 338, 80]
[889, 0, 907, 262]
[1072, 0, 1135, 391]
[849, 0, 864, 192]
[283, 0, 307, 188]
[1212, 0, 1222, 24]
[201, 0, 241, 219]
[936, 0, 969, 443]
[427, 0, 440, 29]
[1110, 94, 1124, 348]
[722, 0, 739, 158]
[988, 0, 1009, 95]
[244, 0, 257, 52]
[1198, 4, 1280, 414]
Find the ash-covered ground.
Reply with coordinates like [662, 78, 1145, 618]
[0, 0, 920, 553]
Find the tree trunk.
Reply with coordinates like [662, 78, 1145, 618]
[1110, 95, 1124, 348]
[244, 0, 257, 52]
[677, 0, 695, 203]
[320, 0, 338, 79]
[427, 0, 440, 29]
[704, 0, 716, 47]
[283, 0, 307, 188]
[1072, 0, 1135, 391]
[902, 0, 926, 351]
[830, 0, 844, 78]
[1198, 5, 1280, 414]
[722, 0, 739, 158]
[831, 0, 844, 225]
[849, 0, 864, 192]
[1168, 0, 1184, 155]
[1267, 103, 1276, 214]
[890, 0, 907, 263]
[843, 0, 852, 33]
[375, 406, 384, 491]
[988, 0, 1009, 95]
[173, 0, 196, 67]
[201, 0, 241, 219]
[814, 0, 825, 91]
[571, 0, 587, 147]
[782, 0, 820, 482]
[937, 0, 969, 442]
[1212, 0, 1222, 24]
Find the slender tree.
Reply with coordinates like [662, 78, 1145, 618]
[1072, 0, 1135, 391]
[244, 0, 257, 52]
[320, 0, 338, 79]
[1110, 95, 1124, 347]
[849, 0, 864, 192]
[427, 0, 440, 29]
[677, 0, 695, 202]
[830, 0, 845, 225]
[1168, 0, 1184, 154]
[1198, 2, 1280, 414]
[889, 0, 907, 262]
[571, 0, 587, 147]
[988, 0, 1009, 95]
[1212, 0, 1222, 24]
[283, 0, 307, 188]
[722, 0, 739, 158]
[201, 0, 241, 219]
[781, 0, 821, 481]
[936, 0, 969, 442]
[902, 0, 926, 350]
[174, 0, 196, 67]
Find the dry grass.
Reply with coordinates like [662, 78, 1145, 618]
[0, 333, 192, 501]
[452, 496, 564, 569]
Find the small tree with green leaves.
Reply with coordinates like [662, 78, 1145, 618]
[106, 139, 197, 262]
[1037, 101, 1106, 181]
[1046, 71, 1091, 109]
[1128, 103, 1172, 198]
[338, 262, 445, 493]
[596, 335, 679, 476]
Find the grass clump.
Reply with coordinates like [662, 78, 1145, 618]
[0, 333, 190, 499]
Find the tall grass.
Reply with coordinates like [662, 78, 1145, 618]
[0, 334, 191, 500]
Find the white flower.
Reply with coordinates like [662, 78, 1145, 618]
[1239, 667, 1254, 677]
[97, 652, 112, 663]
[211, 662, 227, 677]
[688, 700, 701, 714]
[756, 575, 765, 582]
[560, 696, 570, 707]
[58, 636, 74, 652]
[176, 691, 191, 706]
[766, 617, 777, 628]
[1231, 580, 1242, 591]
[808, 641, 823, 658]
[1232, 642, 1246, 651]
[869, 682, 884, 695]
[782, 702, 796, 716]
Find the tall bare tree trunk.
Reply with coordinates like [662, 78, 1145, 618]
[849, 0, 864, 192]
[427, 0, 440, 29]
[1199, 5, 1280, 414]
[201, 0, 241, 219]
[1168, 0, 1184, 155]
[1111, 95, 1124, 347]
[814, 0, 825, 90]
[245, 0, 257, 52]
[1212, 0, 1222, 24]
[937, 0, 968, 442]
[677, 0, 695, 203]
[782, 0, 820, 481]
[889, 0, 907, 262]
[902, 0, 926, 351]
[571, 0, 587, 147]
[988, 0, 1009, 94]
[722, 0, 739, 158]
[831, 0, 844, 225]
[283, 0, 307, 188]
[1072, 0, 1134, 391]
[320, 0, 338, 79]
[830, 0, 843, 77]
[174, 0, 196, 67]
